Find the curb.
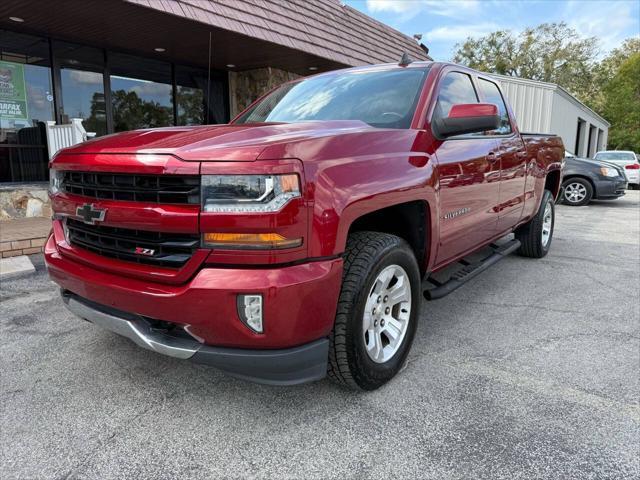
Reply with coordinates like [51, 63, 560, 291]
[0, 255, 36, 281]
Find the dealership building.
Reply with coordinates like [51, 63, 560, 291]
[0, 0, 427, 187]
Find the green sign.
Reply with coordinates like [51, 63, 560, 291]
[0, 60, 29, 121]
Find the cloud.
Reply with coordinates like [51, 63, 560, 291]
[563, 0, 640, 54]
[67, 70, 103, 85]
[366, 0, 481, 21]
[130, 82, 172, 97]
[366, 0, 414, 14]
[424, 23, 501, 42]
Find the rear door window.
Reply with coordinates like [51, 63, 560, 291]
[477, 78, 512, 135]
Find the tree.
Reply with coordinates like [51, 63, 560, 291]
[586, 38, 640, 113]
[600, 54, 640, 152]
[453, 22, 598, 99]
[110, 90, 172, 132]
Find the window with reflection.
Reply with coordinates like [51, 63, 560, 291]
[434, 72, 479, 119]
[477, 78, 512, 135]
[175, 65, 205, 126]
[110, 53, 173, 131]
[0, 30, 54, 182]
[56, 41, 107, 137]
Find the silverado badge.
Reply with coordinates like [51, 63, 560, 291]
[76, 204, 107, 225]
[443, 207, 471, 220]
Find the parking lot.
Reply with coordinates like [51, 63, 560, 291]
[1, 191, 638, 479]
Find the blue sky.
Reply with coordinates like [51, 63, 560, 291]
[345, 0, 640, 61]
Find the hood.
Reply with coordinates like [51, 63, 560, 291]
[58, 121, 374, 162]
[569, 156, 620, 169]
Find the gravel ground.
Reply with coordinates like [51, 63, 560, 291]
[1, 191, 638, 480]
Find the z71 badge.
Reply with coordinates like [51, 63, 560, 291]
[134, 247, 155, 256]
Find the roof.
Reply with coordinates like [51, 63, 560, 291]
[124, 0, 429, 66]
[490, 73, 610, 127]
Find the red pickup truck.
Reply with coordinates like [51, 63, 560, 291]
[46, 61, 564, 390]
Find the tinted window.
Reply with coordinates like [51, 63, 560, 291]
[0, 30, 54, 182]
[235, 68, 428, 129]
[109, 53, 173, 131]
[477, 78, 512, 134]
[56, 42, 107, 137]
[434, 72, 478, 119]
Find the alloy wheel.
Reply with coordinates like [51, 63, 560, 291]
[362, 264, 412, 363]
[564, 182, 587, 204]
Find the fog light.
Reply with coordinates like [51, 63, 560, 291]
[237, 294, 263, 333]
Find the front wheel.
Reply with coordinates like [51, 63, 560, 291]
[561, 178, 593, 206]
[328, 232, 421, 390]
[515, 189, 555, 258]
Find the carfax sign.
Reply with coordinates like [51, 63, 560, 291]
[0, 60, 29, 121]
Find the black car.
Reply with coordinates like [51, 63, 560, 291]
[560, 156, 628, 206]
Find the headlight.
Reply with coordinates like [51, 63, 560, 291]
[49, 169, 63, 194]
[201, 174, 300, 213]
[599, 167, 618, 178]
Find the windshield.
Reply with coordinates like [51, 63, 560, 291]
[234, 68, 429, 129]
[595, 152, 637, 161]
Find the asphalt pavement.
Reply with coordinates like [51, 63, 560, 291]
[1, 191, 638, 479]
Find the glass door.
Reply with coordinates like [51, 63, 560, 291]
[56, 42, 107, 137]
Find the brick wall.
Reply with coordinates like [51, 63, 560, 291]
[0, 237, 46, 258]
[0, 217, 51, 258]
[229, 67, 300, 118]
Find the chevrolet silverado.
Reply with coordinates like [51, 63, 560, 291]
[46, 60, 564, 390]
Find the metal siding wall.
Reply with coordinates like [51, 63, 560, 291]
[494, 76, 609, 155]
[550, 91, 609, 156]
[496, 78, 554, 133]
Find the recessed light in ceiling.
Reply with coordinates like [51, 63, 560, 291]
[308, 66, 318, 71]
[226, 64, 236, 68]
[154, 47, 166, 52]
[9, 16, 24, 23]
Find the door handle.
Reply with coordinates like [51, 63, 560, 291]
[486, 151, 498, 163]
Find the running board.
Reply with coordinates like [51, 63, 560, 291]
[423, 239, 521, 300]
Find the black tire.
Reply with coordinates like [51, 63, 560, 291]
[561, 177, 593, 206]
[515, 189, 555, 258]
[328, 232, 421, 390]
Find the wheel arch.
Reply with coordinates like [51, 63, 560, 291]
[346, 200, 431, 275]
[545, 169, 562, 200]
[562, 174, 596, 195]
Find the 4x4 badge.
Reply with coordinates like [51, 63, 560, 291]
[76, 204, 107, 225]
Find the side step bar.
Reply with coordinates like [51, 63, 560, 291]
[423, 239, 521, 300]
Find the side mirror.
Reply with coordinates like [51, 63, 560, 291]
[434, 103, 500, 138]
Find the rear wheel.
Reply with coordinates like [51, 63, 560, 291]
[515, 189, 555, 258]
[562, 178, 593, 206]
[328, 232, 421, 390]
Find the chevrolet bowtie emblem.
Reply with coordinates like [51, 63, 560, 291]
[76, 203, 107, 225]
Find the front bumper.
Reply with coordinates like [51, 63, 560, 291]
[594, 177, 628, 199]
[62, 292, 329, 385]
[45, 233, 343, 384]
[624, 170, 639, 185]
